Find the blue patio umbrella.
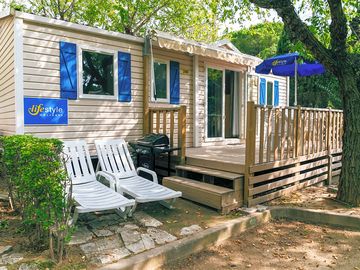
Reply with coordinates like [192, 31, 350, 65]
[255, 52, 325, 105]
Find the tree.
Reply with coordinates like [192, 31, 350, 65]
[1, 0, 232, 42]
[231, 22, 283, 58]
[277, 27, 342, 109]
[247, 0, 360, 205]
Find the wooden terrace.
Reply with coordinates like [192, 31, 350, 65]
[144, 101, 344, 213]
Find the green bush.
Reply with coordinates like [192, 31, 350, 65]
[0, 135, 74, 262]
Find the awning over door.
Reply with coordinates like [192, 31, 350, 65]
[152, 30, 261, 67]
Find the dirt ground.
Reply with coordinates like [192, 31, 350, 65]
[140, 198, 243, 237]
[0, 194, 239, 269]
[165, 220, 360, 270]
[266, 185, 360, 216]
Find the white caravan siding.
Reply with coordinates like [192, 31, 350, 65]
[22, 20, 144, 153]
[0, 17, 15, 135]
[21, 21, 195, 153]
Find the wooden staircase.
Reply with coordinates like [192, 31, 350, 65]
[163, 159, 244, 214]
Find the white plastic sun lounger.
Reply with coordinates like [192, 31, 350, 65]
[63, 140, 136, 223]
[95, 139, 182, 213]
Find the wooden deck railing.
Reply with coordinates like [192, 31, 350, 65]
[148, 106, 187, 162]
[244, 101, 343, 206]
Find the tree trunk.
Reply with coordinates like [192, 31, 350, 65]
[336, 60, 360, 206]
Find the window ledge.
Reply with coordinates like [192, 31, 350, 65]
[79, 94, 117, 101]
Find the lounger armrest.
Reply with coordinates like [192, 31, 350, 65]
[96, 171, 117, 190]
[137, 167, 158, 184]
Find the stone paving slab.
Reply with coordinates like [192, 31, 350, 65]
[93, 229, 114, 237]
[133, 212, 163, 227]
[0, 253, 24, 265]
[147, 228, 177, 245]
[80, 236, 124, 258]
[125, 241, 146, 254]
[141, 234, 155, 250]
[120, 229, 141, 246]
[113, 224, 139, 234]
[90, 248, 131, 265]
[68, 227, 93, 245]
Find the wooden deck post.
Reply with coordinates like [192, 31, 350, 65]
[143, 55, 151, 135]
[178, 105, 187, 164]
[244, 101, 256, 206]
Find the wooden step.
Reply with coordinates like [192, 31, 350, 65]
[163, 176, 240, 212]
[186, 157, 245, 174]
[176, 164, 243, 181]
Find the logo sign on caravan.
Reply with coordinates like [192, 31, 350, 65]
[24, 97, 68, 125]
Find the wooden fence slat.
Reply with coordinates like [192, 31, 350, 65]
[319, 111, 324, 152]
[287, 108, 292, 159]
[163, 111, 167, 134]
[170, 111, 174, 147]
[295, 106, 302, 158]
[259, 108, 265, 163]
[149, 112, 154, 133]
[311, 110, 315, 154]
[274, 109, 280, 160]
[306, 110, 311, 155]
[266, 108, 272, 162]
[156, 111, 160, 133]
[280, 109, 286, 160]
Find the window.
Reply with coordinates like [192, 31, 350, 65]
[79, 48, 118, 100]
[259, 78, 279, 106]
[152, 60, 169, 102]
[267, 81, 273, 105]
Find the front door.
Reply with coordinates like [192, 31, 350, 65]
[207, 68, 241, 140]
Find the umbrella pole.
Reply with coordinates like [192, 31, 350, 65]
[294, 58, 298, 106]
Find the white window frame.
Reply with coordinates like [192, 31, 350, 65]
[204, 65, 225, 142]
[78, 45, 118, 100]
[151, 59, 170, 103]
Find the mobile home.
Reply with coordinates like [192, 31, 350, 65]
[2, 10, 342, 212]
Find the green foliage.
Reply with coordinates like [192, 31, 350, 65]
[277, 27, 342, 109]
[1, 0, 235, 42]
[0, 135, 73, 262]
[230, 22, 283, 58]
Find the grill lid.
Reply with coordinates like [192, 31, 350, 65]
[136, 133, 169, 147]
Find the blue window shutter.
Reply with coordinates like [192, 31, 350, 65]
[259, 78, 266, 105]
[118, 52, 131, 102]
[60, 41, 77, 100]
[274, 80, 279, 106]
[170, 61, 180, 104]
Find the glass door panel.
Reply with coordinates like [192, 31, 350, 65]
[225, 70, 240, 138]
[207, 68, 223, 138]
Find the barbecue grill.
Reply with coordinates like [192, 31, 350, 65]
[130, 133, 180, 176]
